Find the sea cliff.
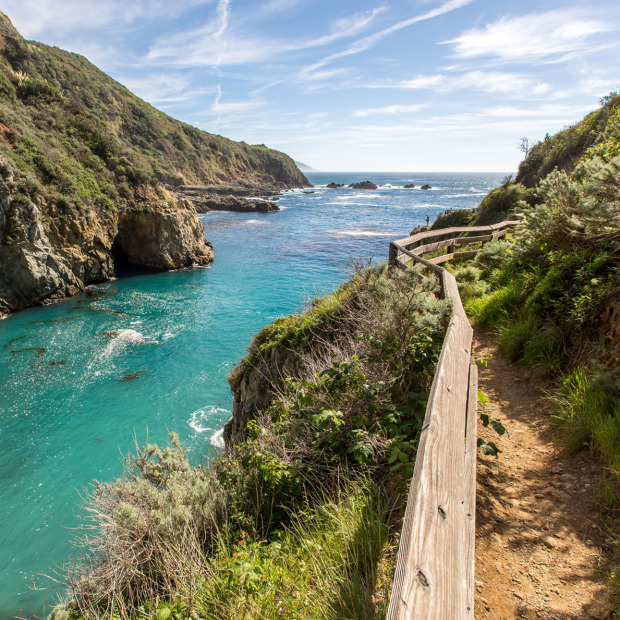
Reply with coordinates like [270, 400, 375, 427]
[0, 11, 308, 315]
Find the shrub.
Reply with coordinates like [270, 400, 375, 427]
[430, 208, 474, 230]
[471, 239, 512, 275]
[473, 182, 537, 225]
[551, 369, 620, 484]
[57, 264, 449, 618]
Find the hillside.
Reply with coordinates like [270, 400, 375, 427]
[0, 11, 308, 316]
[431, 92, 620, 229]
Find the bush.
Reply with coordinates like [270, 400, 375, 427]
[551, 369, 620, 487]
[430, 208, 474, 230]
[57, 264, 450, 618]
[473, 181, 537, 225]
[471, 240, 512, 275]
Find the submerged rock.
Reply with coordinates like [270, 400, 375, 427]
[120, 371, 145, 381]
[103, 329, 146, 344]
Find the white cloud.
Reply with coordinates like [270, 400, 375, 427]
[147, 6, 386, 67]
[210, 100, 265, 114]
[297, 68, 349, 82]
[116, 73, 218, 105]
[4, 0, 215, 36]
[444, 10, 615, 63]
[354, 104, 424, 117]
[367, 71, 550, 96]
[302, 0, 474, 73]
[213, 0, 231, 39]
[482, 103, 595, 118]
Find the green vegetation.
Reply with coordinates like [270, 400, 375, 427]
[433, 93, 620, 230]
[451, 99, 620, 504]
[517, 92, 620, 188]
[446, 99, 620, 608]
[52, 264, 450, 619]
[0, 11, 306, 235]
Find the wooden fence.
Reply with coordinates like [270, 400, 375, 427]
[386, 220, 519, 619]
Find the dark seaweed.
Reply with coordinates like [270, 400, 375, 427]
[84, 289, 118, 298]
[12, 347, 46, 358]
[72, 306, 128, 318]
[4, 335, 26, 348]
[24, 317, 78, 326]
[119, 371, 145, 382]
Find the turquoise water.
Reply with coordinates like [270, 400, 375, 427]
[0, 172, 506, 618]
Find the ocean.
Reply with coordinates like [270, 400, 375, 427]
[0, 171, 506, 618]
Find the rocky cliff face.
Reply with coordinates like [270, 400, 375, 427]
[225, 344, 302, 448]
[0, 163, 212, 316]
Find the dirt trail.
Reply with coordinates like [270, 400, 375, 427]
[473, 330, 615, 620]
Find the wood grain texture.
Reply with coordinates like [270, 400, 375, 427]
[392, 243, 444, 274]
[464, 361, 479, 619]
[387, 270, 473, 620]
[429, 250, 478, 265]
[387, 221, 517, 619]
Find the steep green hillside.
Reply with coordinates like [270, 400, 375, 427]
[450, 100, 620, 513]
[0, 12, 307, 212]
[0, 11, 308, 315]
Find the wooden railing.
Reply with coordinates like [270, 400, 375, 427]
[386, 220, 518, 619]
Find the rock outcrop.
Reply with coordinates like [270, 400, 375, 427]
[224, 344, 304, 448]
[172, 186, 279, 213]
[348, 181, 378, 190]
[404, 183, 415, 188]
[326, 182, 345, 189]
[0, 167, 213, 316]
[420, 184, 432, 190]
[0, 10, 309, 315]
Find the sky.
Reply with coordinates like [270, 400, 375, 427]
[2, 0, 620, 172]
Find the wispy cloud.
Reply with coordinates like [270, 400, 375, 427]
[301, 0, 474, 74]
[366, 71, 550, 96]
[354, 103, 424, 117]
[5, 0, 215, 36]
[296, 68, 350, 82]
[211, 100, 265, 114]
[213, 0, 231, 39]
[444, 10, 615, 64]
[147, 6, 387, 67]
[117, 73, 199, 104]
[482, 103, 595, 118]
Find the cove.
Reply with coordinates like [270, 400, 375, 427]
[0, 172, 505, 618]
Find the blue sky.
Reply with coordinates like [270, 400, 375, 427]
[3, 0, 620, 172]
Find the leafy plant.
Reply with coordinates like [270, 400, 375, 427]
[476, 390, 506, 457]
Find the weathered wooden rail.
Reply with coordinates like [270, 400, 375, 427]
[386, 220, 518, 619]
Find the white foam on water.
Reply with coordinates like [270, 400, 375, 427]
[210, 427, 225, 448]
[188, 406, 230, 433]
[329, 229, 387, 237]
[444, 192, 487, 198]
[244, 219, 263, 225]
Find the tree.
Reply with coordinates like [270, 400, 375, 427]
[518, 137, 532, 158]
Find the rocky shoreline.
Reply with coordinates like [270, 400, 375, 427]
[171, 184, 285, 213]
[0, 170, 214, 317]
